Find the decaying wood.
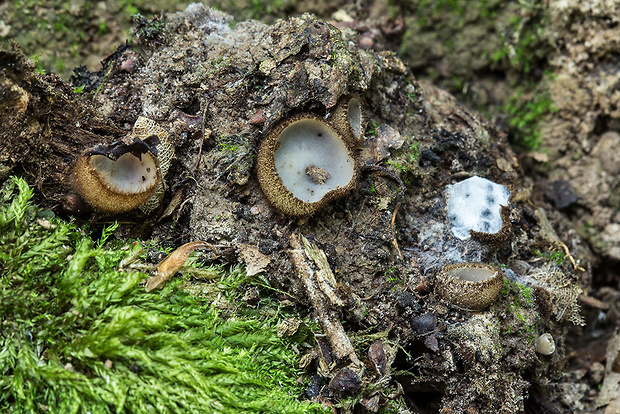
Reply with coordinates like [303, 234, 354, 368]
[289, 233, 361, 367]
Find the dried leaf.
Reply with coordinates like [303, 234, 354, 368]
[145, 241, 213, 292]
[238, 243, 271, 276]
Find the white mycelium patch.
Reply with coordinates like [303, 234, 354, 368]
[446, 176, 510, 240]
[90, 152, 159, 194]
[275, 119, 355, 203]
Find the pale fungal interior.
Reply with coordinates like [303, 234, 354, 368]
[348, 98, 362, 139]
[275, 119, 354, 203]
[446, 176, 510, 240]
[448, 266, 496, 282]
[89, 152, 158, 194]
[535, 333, 556, 355]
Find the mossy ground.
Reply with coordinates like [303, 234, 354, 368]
[0, 0, 191, 78]
[395, 0, 555, 151]
[0, 177, 322, 413]
[1, 0, 554, 150]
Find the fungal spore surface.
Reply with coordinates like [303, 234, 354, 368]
[89, 151, 158, 194]
[274, 118, 354, 203]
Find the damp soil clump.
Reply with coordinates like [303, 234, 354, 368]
[0, 5, 599, 413]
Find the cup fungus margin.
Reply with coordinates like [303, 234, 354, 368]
[71, 138, 162, 214]
[256, 113, 360, 217]
[435, 262, 504, 311]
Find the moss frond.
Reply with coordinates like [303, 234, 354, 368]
[0, 177, 321, 414]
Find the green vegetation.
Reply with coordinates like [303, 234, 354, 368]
[489, 2, 555, 151]
[387, 142, 420, 175]
[503, 86, 556, 150]
[499, 279, 538, 340]
[396, 0, 555, 152]
[408, 0, 467, 30]
[366, 120, 380, 138]
[488, 1, 556, 151]
[73, 84, 86, 94]
[121, 0, 140, 16]
[250, 0, 284, 20]
[534, 247, 568, 268]
[216, 134, 255, 181]
[217, 135, 242, 152]
[0, 177, 320, 413]
[501, 279, 533, 307]
[490, 1, 549, 75]
[31, 53, 46, 75]
[2, 0, 191, 79]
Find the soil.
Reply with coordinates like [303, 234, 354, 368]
[1, 1, 619, 413]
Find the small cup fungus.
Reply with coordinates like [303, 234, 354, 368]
[72, 138, 161, 214]
[132, 117, 174, 214]
[535, 333, 556, 355]
[435, 263, 504, 311]
[256, 114, 359, 216]
[328, 95, 364, 143]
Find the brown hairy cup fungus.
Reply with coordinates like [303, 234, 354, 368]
[132, 117, 174, 214]
[256, 114, 359, 216]
[435, 263, 504, 311]
[72, 138, 161, 214]
[328, 95, 364, 143]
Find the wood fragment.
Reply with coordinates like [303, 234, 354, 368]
[289, 233, 360, 366]
[301, 236, 344, 307]
[390, 203, 403, 260]
[579, 294, 610, 310]
[157, 189, 184, 222]
[535, 207, 585, 272]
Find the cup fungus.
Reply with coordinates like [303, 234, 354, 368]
[435, 263, 504, 311]
[328, 95, 364, 143]
[72, 138, 161, 214]
[132, 117, 174, 214]
[535, 333, 556, 355]
[256, 114, 359, 216]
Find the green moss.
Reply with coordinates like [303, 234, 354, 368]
[487, 3, 556, 151]
[500, 76, 557, 150]
[501, 279, 533, 306]
[0, 177, 322, 413]
[533, 248, 568, 268]
[367, 120, 380, 138]
[490, 2, 549, 75]
[249, 0, 284, 20]
[121, 0, 140, 16]
[31, 53, 46, 75]
[499, 279, 539, 341]
[386, 141, 420, 175]
[396, 0, 555, 151]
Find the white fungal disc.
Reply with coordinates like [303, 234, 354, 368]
[446, 176, 510, 240]
[446, 265, 496, 282]
[90, 152, 159, 194]
[274, 119, 355, 203]
[348, 97, 362, 140]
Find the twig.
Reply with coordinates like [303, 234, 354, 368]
[390, 203, 403, 260]
[289, 233, 361, 366]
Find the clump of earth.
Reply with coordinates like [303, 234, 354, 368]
[1, 2, 619, 413]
